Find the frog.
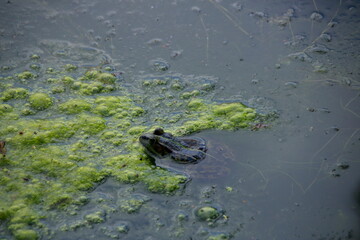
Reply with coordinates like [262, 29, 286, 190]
[139, 128, 207, 163]
[139, 128, 235, 181]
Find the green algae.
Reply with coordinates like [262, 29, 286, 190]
[118, 193, 151, 214]
[119, 199, 147, 213]
[29, 64, 40, 71]
[1, 88, 29, 101]
[207, 233, 230, 240]
[0, 103, 13, 115]
[63, 64, 78, 72]
[28, 93, 53, 110]
[46, 67, 56, 74]
[127, 126, 147, 135]
[173, 101, 258, 134]
[77, 81, 114, 95]
[9, 206, 39, 226]
[30, 54, 40, 60]
[117, 224, 129, 233]
[17, 71, 36, 80]
[66, 166, 106, 191]
[2, 203, 41, 239]
[195, 206, 221, 221]
[59, 99, 92, 114]
[81, 69, 117, 84]
[187, 98, 206, 111]
[13, 229, 39, 240]
[0, 54, 273, 239]
[1, 65, 12, 71]
[96, 72, 117, 84]
[61, 76, 75, 85]
[181, 90, 200, 99]
[92, 96, 136, 117]
[84, 211, 105, 224]
[51, 86, 65, 94]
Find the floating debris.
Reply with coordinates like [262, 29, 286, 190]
[284, 34, 306, 47]
[307, 107, 316, 112]
[312, 61, 328, 73]
[146, 38, 163, 46]
[318, 108, 331, 113]
[284, 81, 299, 88]
[288, 52, 313, 63]
[320, 33, 332, 42]
[331, 162, 350, 177]
[341, 77, 352, 86]
[328, 21, 338, 27]
[191, 6, 201, 15]
[231, 2, 243, 11]
[310, 11, 324, 21]
[308, 44, 330, 54]
[149, 58, 170, 72]
[250, 11, 268, 19]
[269, 8, 295, 27]
[170, 50, 183, 59]
[337, 163, 349, 170]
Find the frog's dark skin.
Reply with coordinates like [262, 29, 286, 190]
[139, 128, 207, 163]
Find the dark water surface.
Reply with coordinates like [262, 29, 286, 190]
[1, 0, 359, 239]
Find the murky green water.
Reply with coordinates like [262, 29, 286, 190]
[1, 0, 359, 239]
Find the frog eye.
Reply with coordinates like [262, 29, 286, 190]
[153, 128, 164, 135]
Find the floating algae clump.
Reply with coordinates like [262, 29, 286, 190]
[0, 103, 13, 114]
[63, 64, 77, 72]
[173, 101, 257, 134]
[59, 99, 92, 114]
[195, 206, 221, 221]
[0, 43, 274, 238]
[187, 98, 206, 111]
[13, 229, 39, 240]
[92, 96, 138, 117]
[28, 93, 53, 110]
[81, 69, 117, 84]
[96, 72, 117, 84]
[1, 88, 29, 101]
[85, 211, 105, 224]
[17, 71, 36, 80]
[207, 233, 230, 240]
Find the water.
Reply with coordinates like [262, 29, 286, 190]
[0, 0, 359, 239]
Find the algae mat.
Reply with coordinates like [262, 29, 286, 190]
[0, 40, 273, 239]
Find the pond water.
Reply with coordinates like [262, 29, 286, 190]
[0, 0, 359, 239]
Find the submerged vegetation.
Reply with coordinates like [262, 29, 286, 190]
[0, 40, 274, 239]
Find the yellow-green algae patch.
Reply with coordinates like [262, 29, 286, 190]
[80, 69, 117, 84]
[63, 64, 78, 72]
[59, 99, 92, 114]
[1, 88, 29, 101]
[0, 65, 273, 238]
[92, 95, 141, 117]
[0, 103, 13, 115]
[16, 71, 36, 80]
[13, 229, 39, 240]
[174, 100, 257, 134]
[28, 93, 53, 110]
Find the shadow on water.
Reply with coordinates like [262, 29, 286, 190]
[0, 0, 360, 239]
